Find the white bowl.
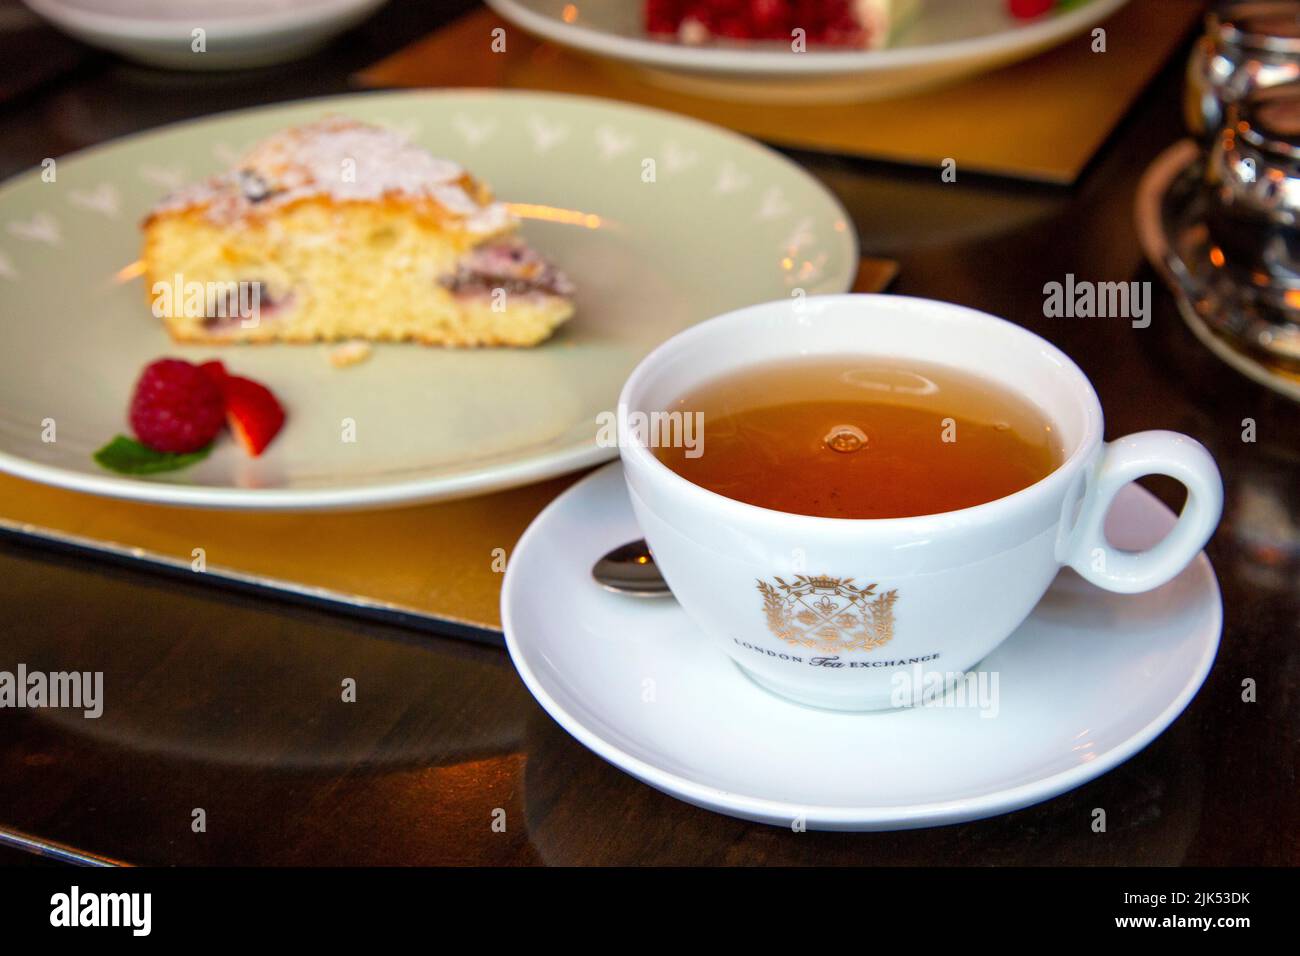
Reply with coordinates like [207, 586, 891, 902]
[486, 0, 1129, 103]
[22, 0, 388, 70]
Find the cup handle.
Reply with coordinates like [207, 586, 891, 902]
[1063, 430, 1223, 594]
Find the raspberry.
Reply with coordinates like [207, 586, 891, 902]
[197, 359, 228, 387]
[128, 358, 225, 453]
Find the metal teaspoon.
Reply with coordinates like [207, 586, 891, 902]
[591, 539, 672, 597]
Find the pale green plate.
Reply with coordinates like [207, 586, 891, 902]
[0, 90, 856, 510]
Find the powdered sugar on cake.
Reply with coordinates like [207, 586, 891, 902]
[149, 117, 514, 234]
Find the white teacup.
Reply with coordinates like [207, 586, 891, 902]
[617, 294, 1223, 712]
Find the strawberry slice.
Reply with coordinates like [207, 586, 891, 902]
[219, 374, 285, 457]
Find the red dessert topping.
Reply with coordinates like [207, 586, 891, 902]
[1007, 0, 1055, 19]
[218, 374, 286, 458]
[128, 358, 226, 453]
[645, 0, 869, 47]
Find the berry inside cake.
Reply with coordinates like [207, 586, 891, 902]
[141, 117, 576, 347]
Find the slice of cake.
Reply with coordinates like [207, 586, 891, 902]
[645, 0, 919, 49]
[141, 117, 576, 347]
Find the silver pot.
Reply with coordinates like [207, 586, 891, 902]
[1206, 87, 1300, 239]
[1186, 2, 1300, 144]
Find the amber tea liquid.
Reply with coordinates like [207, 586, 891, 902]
[653, 356, 1063, 519]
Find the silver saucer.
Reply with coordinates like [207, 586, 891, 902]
[1136, 138, 1300, 402]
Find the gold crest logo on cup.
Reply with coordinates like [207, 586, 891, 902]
[756, 575, 898, 654]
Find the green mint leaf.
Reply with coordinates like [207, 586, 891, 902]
[93, 435, 212, 475]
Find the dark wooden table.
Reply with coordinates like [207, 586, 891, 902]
[0, 1, 1296, 867]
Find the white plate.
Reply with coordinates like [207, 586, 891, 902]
[502, 462, 1222, 830]
[487, 0, 1129, 103]
[0, 90, 856, 510]
[21, 0, 389, 70]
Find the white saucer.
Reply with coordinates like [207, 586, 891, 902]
[502, 462, 1222, 831]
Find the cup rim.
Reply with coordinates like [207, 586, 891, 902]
[617, 293, 1104, 530]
